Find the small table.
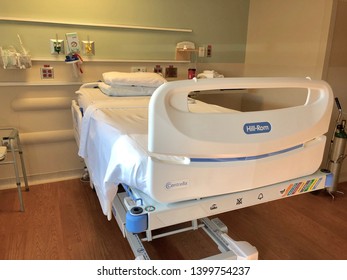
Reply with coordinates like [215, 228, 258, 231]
[0, 128, 29, 211]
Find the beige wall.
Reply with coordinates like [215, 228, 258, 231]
[0, 0, 249, 189]
[325, 0, 347, 182]
[0, 0, 249, 63]
[244, 0, 347, 185]
[245, 0, 334, 79]
[0, 61, 244, 190]
[1, 0, 344, 189]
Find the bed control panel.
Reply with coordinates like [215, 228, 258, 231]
[120, 170, 331, 233]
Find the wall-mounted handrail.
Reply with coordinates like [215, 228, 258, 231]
[0, 82, 83, 87]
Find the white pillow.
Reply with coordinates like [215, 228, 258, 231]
[103, 71, 167, 87]
[99, 82, 157, 96]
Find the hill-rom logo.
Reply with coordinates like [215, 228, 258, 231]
[243, 122, 272, 134]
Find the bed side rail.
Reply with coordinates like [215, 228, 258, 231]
[71, 100, 82, 147]
[79, 82, 100, 88]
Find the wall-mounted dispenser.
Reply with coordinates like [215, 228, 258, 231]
[66, 32, 80, 54]
[82, 36, 95, 55]
[50, 34, 65, 55]
[175, 41, 197, 61]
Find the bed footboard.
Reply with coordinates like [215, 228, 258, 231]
[147, 77, 333, 203]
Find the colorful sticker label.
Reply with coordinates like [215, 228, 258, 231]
[282, 177, 322, 197]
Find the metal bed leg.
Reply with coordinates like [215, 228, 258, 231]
[9, 138, 25, 212]
[16, 133, 29, 191]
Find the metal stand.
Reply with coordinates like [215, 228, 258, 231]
[0, 128, 29, 211]
[327, 190, 344, 200]
[325, 98, 346, 199]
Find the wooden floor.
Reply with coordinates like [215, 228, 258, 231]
[0, 179, 347, 260]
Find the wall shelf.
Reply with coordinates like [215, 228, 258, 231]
[0, 16, 193, 33]
[31, 57, 191, 64]
[175, 48, 198, 61]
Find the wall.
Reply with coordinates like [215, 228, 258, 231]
[1, 0, 340, 189]
[243, 0, 334, 115]
[243, 0, 340, 182]
[325, 0, 347, 182]
[245, 0, 333, 79]
[0, 0, 249, 62]
[0, 0, 250, 189]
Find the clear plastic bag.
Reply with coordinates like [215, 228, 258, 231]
[1, 37, 32, 70]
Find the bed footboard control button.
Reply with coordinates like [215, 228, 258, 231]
[126, 207, 148, 233]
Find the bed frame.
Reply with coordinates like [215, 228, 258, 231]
[73, 77, 334, 259]
[115, 169, 332, 259]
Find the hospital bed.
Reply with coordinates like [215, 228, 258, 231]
[71, 75, 334, 260]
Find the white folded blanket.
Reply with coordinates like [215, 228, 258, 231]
[103, 71, 167, 87]
[0, 146, 7, 161]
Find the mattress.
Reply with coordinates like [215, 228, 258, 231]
[76, 85, 151, 112]
[76, 87, 236, 219]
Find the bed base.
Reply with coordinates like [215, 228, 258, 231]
[112, 169, 332, 260]
[112, 194, 258, 260]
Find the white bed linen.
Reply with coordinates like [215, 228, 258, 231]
[75, 77, 333, 220]
[76, 86, 110, 110]
[102, 71, 166, 87]
[98, 82, 157, 96]
[78, 97, 236, 220]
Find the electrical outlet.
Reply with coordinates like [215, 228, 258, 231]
[198, 46, 206, 57]
[50, 39, 65, 55]
[40, 65, 54, 79]
[165, 66, 177, 78]
[131, 66, 147, 72]
[207, 45, 212, 57]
